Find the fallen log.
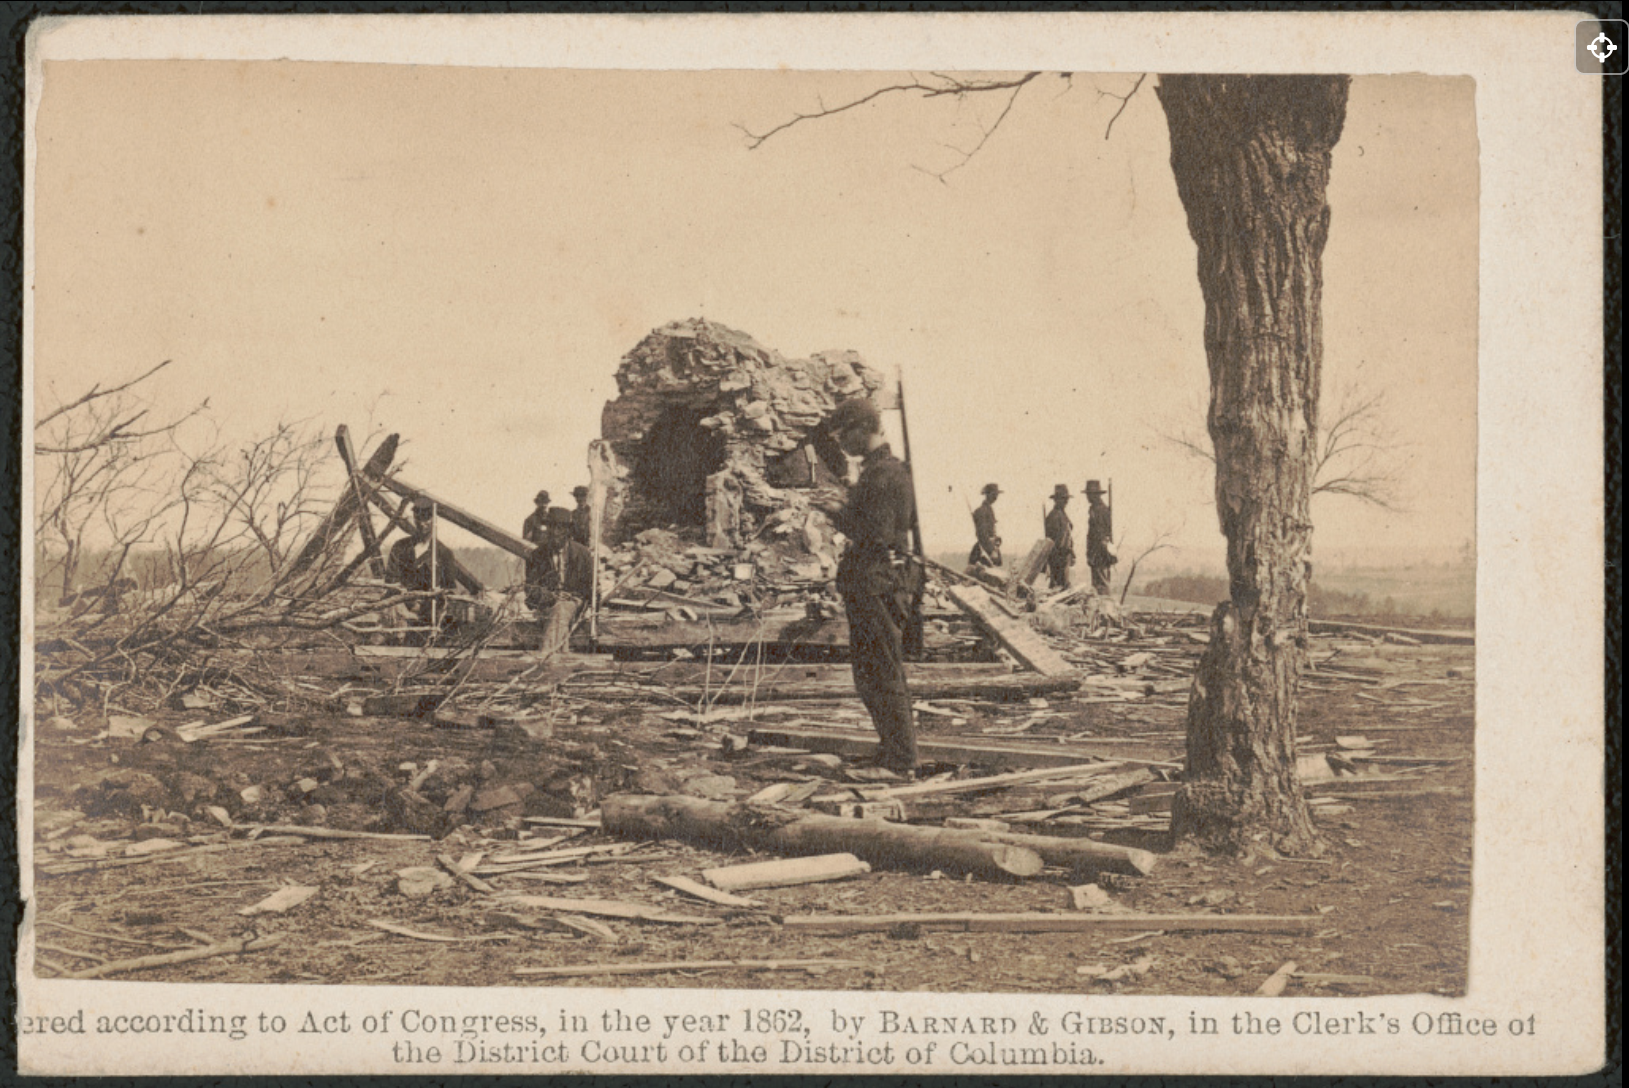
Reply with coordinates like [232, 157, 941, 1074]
[783, 912, 1318, 935]
[603, 793, 1044, 879]
[64, 934, 286, 979]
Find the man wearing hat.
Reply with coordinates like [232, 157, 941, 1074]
[1084, 480, 1117, 595]
[968, 483, 1003, 569]
[522, 490, 552, 546]
[385, 500, 458, 625]
[818, 397, 921, 776]
[569, 485, 594, 547]
[1044, 484, 1076, 590]
[526, 507, 594, 654]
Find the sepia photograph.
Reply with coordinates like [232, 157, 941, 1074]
[15, 11, 1604, 1078]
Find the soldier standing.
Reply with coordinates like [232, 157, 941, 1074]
[1085, 480, 1118, 595]
[968, 482, 1003, 569]
[819, 398, 920, 776]
[1044, 484, 1076, 590]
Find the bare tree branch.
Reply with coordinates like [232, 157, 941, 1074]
[738, 72, 1048, 151]
[35, 359, 173, 430]
[1100, 73, 1148, 140]
[1160, 378, 1410, 510]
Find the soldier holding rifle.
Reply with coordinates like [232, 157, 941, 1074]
[1084, 479, 1117, 595]
[968, 482, 1003, 569]
[818, 397, 922, 777]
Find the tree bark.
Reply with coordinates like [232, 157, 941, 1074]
[1155, 74, 1350, 855]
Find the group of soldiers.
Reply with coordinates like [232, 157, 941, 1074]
[968, 479, 1118, 594]
[381, 485, 599, 652]
[521, 486, 596, 651]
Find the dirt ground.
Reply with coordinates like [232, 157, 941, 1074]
[27, 639, 1473, 996]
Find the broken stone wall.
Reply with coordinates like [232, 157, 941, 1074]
[598, 318, 893, 553]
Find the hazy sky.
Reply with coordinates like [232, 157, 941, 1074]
[31, 63, 1477, 564]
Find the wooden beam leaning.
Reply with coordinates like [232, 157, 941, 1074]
[364, 491, 484, 595]
[948, 583, 1075, 676]
[371, 474, 533, 559]
[287, 432, 399, 576]
[334, 425, 385, 579]
[1004, 538, 1055, 595]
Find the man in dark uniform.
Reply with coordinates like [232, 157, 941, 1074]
[1084, 479, 1118, 595]
[569, 485, 593, 547]
[526, 507, 594, 653]
[819, 397, 920, 776]
[384, 500, 458, 625]
[968, 482, 1003, 569]
[521, 490, 551, 546]
[1043, 484, 1076, 590]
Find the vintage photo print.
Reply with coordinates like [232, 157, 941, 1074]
[14, 11, 1605, 1077]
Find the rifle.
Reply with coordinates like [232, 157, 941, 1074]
[895, 377, 927, 657]
[1107, 478, 1115, 543]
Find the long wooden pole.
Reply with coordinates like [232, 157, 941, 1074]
[429, 502, 441, 629]
[334, 425, 385, 578]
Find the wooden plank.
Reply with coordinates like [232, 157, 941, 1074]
[1308, 619, 1474, 645]
[874, 761, 1123, 799]
[371, 474, 532, 558]
[652, 874, 764, 908]
[496, 895, 723, 925]
[746, 725, 1168, 771]
[782, 912, 1321, 935]
[1004, 538, 1055, 594]
[515, 958, 865, 979]
[702, 853, 871, 892]
[947, 583, 1075, 676]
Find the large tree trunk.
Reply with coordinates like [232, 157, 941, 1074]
[1156, 74, 1350, 855]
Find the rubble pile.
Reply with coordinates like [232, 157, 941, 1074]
[598, 318, 892, 550]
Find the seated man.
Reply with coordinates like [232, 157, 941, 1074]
[525, 506, 594, 653]
[385, 501, 458, 626]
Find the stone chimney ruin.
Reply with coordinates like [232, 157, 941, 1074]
[597, 318, 893, 551]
